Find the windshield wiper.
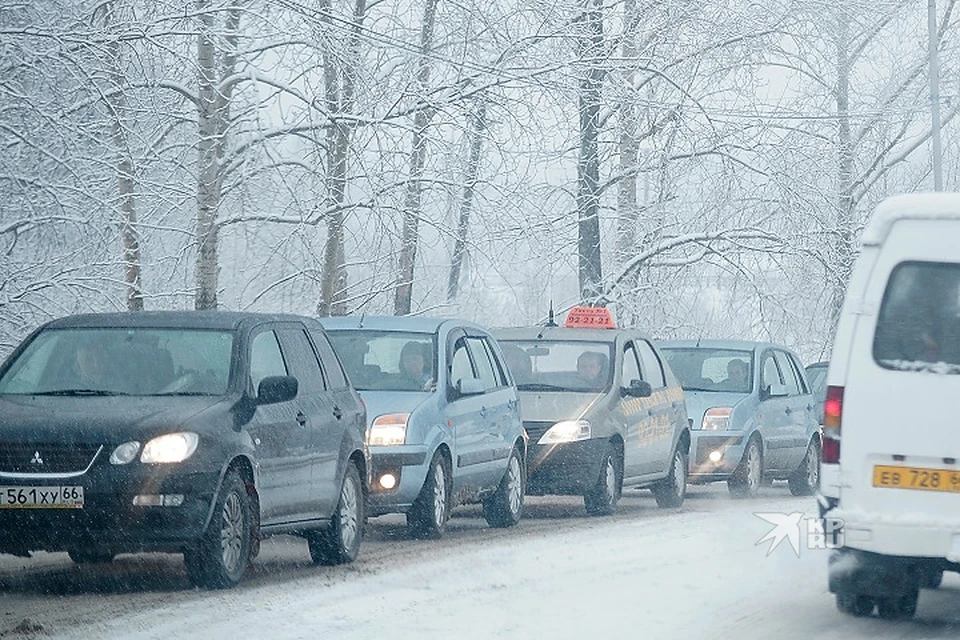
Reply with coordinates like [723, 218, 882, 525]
[33, 389, 129, 396]
[516, 383, 578, 392]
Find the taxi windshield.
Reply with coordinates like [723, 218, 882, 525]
[499, 340, 613, 393]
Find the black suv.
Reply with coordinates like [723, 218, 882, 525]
[0, 311, 368, 588]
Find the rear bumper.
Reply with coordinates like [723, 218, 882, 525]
[525, 439, 607, 496]
[828, 548, 958, 597]
[837, 515, 960, 560]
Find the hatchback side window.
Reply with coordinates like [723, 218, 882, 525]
[450, 337, 475, 389]
[760, 353, 782, 395]
[637, 340, 666, 388]
[309, 329, 349, 390]
[278, 328, 324, 394]
[479, 337, 509, 388]
[250, 330, 288, 392]
[786, 353, 810, 395]
[774, 350, 800, 396]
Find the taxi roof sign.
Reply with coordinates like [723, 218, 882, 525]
[564, 306, 616, 329]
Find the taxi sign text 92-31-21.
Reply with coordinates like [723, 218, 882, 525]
[565, 306, 616, 329]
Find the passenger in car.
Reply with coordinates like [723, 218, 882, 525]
[576, 351, 607, 389]
[502, 344, 533, 384]
[719, 358, 749, 391]
[399, 341, 432, 389]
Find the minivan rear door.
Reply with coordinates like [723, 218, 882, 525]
[839, 217, 960, 520]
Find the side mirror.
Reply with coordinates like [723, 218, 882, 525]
[455, 377, 485, 397]
[257, 375, 298, 405]
[765, 383, 788, 399]
[621, 379, 652, 398]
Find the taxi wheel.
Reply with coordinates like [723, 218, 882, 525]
[407, 453, 450, 539]
[308, 463, 364, 565]
[68, 549, 116, 564]
[584, 447, 620, 516]
[483, 446, 525, 528]
[728, 438, 763, 498]
[788, 438, 820, 496]
[652, 446, 687, 508]
[184, 471, 252, 589]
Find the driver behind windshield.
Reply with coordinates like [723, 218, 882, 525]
[576, 351, 607, 390]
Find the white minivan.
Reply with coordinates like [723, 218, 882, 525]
[822, 193, 960, 620]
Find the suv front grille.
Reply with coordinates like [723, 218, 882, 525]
[0, 442, 102, 474]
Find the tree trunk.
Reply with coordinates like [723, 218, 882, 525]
[103, 1, 142, 311]
[318, 0, 366, 317]
[832, 11, 854, 327]
[195, 0, 222, 310]
[447, 96, 486, 301]
[576, 1, 604, 304]
[614, 0, 639, 269]
[394, 0, 439, 316]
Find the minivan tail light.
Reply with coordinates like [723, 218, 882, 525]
[822, 385, 844, 464]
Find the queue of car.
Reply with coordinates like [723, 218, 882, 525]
[0, 304, 825, 591]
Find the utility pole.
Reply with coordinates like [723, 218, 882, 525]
[928, 0, 943, 190]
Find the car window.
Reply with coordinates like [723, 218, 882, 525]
[787, 353, 810, 394]
[479, 337, 509, 388]
[636, 340, 666, 388]
[873, 260, 960, 371]
[805, 364, 828, 404]
[450, 337, 475, 388]
[466, 337, 499, 391]
[496, 340, 613, 392]
[773, 351, 800, 395]
[326, 330, 435, 391]
[309, 329, 349, 390]
[278, 327, 325, 393]
[659, 347, 753, 393]
[623, 344, 642, 386]
[760, 352, 782, 394]
[250, 330, 288, 392]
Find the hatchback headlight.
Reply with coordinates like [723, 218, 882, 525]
[702, 408, 732, 431]
[369, 413, 409, 446]
[140, 432, 199, 463]
[538, 420, 591, 445]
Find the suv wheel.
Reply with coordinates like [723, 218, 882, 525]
[308, 463, 364, 565]
[788, 438, 820, 496]
[483, 446, 524, 528]
[584, 446, 621, 516]
[652, 445, 688, 508]
[728, 438, 763, 498]
[407, 453, 450, 539]
[184, 471, 252, 589]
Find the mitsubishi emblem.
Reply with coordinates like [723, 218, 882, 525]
[30, 451, 43, 465]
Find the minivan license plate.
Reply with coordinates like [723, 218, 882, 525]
[0, 486, 84, 509]
[873, 465, 960, 493]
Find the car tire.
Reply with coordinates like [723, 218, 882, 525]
[584, 445, 621, 516]
[836, 592, 875, 617]
[184, 470, 252, 589]
[483, 446, 525, 528]
[876, 591, 919, 620]
[788, 438, 820, 496]
[652, 445, 687, 508]
[407, 453, 450, 539]
[728, 438, 763, 498]
[308, 463, 364, 565]
[67, 549, 115, 564]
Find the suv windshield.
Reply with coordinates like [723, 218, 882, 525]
[498, 340, 613, 393]
[660, 348, 754, 393]
[0, 327, 233, 396]
[327, 330, 437, 391]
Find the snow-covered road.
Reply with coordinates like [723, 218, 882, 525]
[2, 485, 959, 639]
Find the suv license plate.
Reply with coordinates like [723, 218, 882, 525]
[873, 465, 960, 493]
[0, 486, 84, 509]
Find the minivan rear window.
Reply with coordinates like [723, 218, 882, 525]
[873, 261, 960, 373]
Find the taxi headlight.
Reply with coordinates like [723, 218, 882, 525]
[538, 420, 591, 445]
[702, 408, 732, 431]
[140, 432, 199, 464]
[369, 413, 409, 446]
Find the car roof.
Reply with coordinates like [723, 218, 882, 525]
[656, 338, 786, 353]
[42, 310, 319, 331]
[492, 326, 651, 343]
[320, 315, 485, 334]
[862, 192, 960, 246]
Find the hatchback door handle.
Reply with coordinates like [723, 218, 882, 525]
[479, 407, 488, 418]
[332, 405, 343, 420]
[296, 412, 308, 427]
[784, 407, 792, 415]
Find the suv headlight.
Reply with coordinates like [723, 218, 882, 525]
[140, 432, 199, 463]
[369, 413, 409, 446]
[538, 420, 591, 445]
[702, 408, 732, 431]
[110, 441, 141, 465]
